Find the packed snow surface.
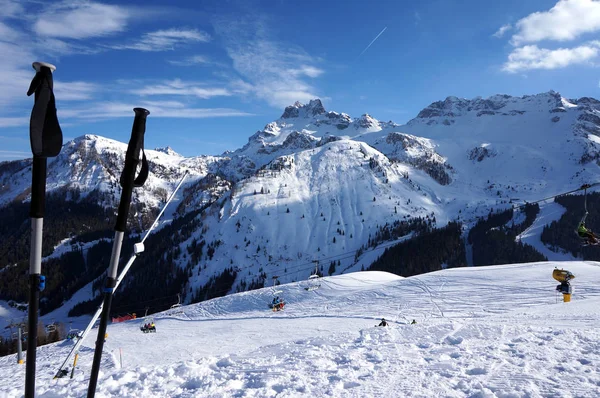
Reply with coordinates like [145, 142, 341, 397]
[2, 261, 600, 397]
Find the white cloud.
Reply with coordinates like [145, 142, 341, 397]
[54, 81, 99, 101]
[0, 42, 35, 109]
[112, 28, 210, 52]
[215, 18, 324, 108]
[33, 37, 98, 56]
[502, 43, 600, 72]
[60, 102, 252, 119]
[168, 55, 211, 66]
[0, 21, 21, 41]
[511, 0, 600, 45]
[493, 24, 512, 38]
[0, 150, 31, 160]
[139, 100, 187, 108]
[34, 1, 128, 39]
[0, 117, 28, 128]
[131, 79, 231, 98]
[0, 0, 24, 18]
[289, 65, 324, 78]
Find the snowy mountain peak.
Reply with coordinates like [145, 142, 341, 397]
[413, 91, 565, 121]
[154, 146, 182, 157]
[281, 99, 326, 119]
[355, 113, 379, 129]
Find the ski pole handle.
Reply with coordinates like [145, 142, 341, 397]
[115, 108, 149, 232]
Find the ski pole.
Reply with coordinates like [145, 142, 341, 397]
[87, 108, 150, 398]
[25, 61, 63, 398]
[54, 170, 188, 379]
[70, 353, 78, 379]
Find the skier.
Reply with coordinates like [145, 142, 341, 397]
[411, 319, 417, 325]
[377, 318, 388, 327]
[577, 222, 598, 245]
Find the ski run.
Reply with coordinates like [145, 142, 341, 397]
[1, 261, 600, 397]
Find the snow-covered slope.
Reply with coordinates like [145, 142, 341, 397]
[2, 91, 600, 323]
[1, 261, 599, 397]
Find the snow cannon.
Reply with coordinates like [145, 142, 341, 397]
[552, 269, 575, 283]
[553, 268, 574, 302]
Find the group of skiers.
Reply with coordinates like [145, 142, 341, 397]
[271, 296, 285, 311]
[140, 322, 156, 333]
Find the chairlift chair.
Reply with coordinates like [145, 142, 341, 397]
[271, 276, 283, 295]
[169, 294, 184, 315]
[140, 317, 156, 333]
[269, 276, 285, 311]
[66, 328, 82, 340]
[575, 185, 599, 245]
[304, 261, 322, 291]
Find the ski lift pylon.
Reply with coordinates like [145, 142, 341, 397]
[170, 293, 182, 309]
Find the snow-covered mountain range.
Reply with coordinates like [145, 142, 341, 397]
[1, 91, 600, 315]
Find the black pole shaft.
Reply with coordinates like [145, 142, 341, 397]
[25, 156, 47, 398]
[86, 276, 117, 396]
[25, 275, 40, 397]
[87, 108, 149, 398]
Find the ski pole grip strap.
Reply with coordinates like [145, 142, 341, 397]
[115, 108, 150, 232]
[30, 157, 47, 218]
[28, 62, 62, 158]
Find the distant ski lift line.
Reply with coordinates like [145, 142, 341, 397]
[54, 171, 189, 379]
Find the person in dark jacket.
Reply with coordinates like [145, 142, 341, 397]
[378, 318, 388, 327]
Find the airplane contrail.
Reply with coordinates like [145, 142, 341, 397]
[358, 26, 387, 57]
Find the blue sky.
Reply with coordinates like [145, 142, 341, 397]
[2, 0, 600, 159]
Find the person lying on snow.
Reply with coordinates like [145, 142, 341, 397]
[578, 222, 598, 245]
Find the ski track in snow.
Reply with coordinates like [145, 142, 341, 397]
[2, 262, 600, 397]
